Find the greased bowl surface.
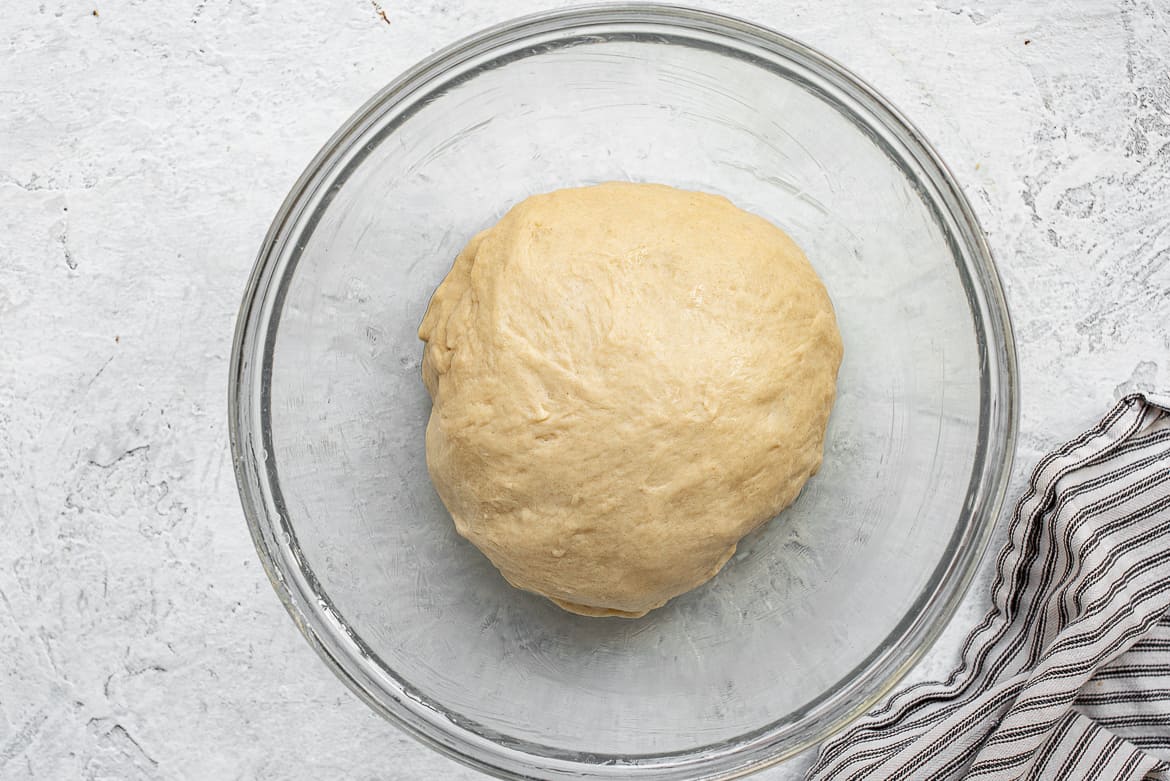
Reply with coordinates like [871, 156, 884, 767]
[229, 6, 1017, 779]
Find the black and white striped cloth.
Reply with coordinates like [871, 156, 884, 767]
[808, 392, 1170, 781]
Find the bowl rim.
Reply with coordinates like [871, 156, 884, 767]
[228, 4, 1019, 779]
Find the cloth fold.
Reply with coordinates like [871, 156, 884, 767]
[808, 393, 1170, 781]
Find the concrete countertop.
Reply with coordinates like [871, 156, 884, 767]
[2, 0, 1168, 777]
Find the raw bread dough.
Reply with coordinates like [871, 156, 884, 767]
[418, 182, 842, 617]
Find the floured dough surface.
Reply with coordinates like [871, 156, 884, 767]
[418, 182, 842, 617]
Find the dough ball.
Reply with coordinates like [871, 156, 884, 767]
[418, 182, 842, 617]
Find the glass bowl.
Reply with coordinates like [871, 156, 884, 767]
[229, 5, 1017, 779]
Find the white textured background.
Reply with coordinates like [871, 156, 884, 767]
[2, 0, 1168, 778]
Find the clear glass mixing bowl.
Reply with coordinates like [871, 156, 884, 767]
[229, 5, 1018, 779]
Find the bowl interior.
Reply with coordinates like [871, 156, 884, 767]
[234, 7, 1014, 779]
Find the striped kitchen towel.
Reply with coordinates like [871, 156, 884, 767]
[808, 392, 1170, 781]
